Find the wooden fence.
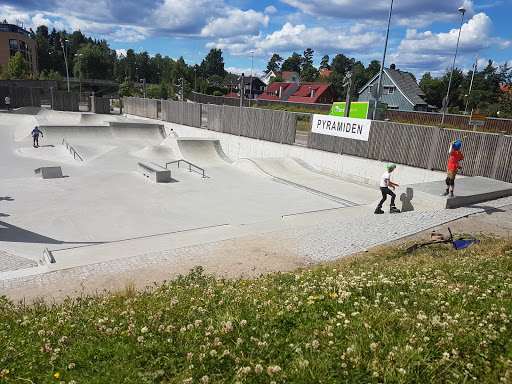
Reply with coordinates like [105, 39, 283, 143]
[90, 97, 111, 114]
[51, 90, 79, 111]
[123, 97, 158, 118]
[308, 121, 512, 183]
[161, 99, 201, 127]
[0, 85, 41, 108]
[387, 110, 512, 134]
[207, 104, 296, 144]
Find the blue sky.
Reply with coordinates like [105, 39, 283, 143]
[1, 0, 511, 80]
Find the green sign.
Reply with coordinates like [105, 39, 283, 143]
[329, 102, 370, 119]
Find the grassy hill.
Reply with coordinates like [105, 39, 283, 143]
[1, 236, 511, 383]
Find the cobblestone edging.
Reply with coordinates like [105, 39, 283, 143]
[0, 250, 38, 273]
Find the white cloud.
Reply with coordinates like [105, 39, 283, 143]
[398, 13, 492, 55]
[116, 49, 127, 57]
[201, 9, 269, 38]
[265, 6, 277, 14]
[111, 27, 146, 43]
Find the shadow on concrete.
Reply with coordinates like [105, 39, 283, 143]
[0, 221, 105, 245]
[0, 196, 14, 201]
[468, 205, 506, 215]
[400, 187, 415, 212]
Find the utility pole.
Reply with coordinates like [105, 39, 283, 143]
[249, 50, 254, 107]
[239, 73, 244, 108]
[343, 72, 354, 117]
[181, 77, 185, 102]
[61, 39, 70, 92]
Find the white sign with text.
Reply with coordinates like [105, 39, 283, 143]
[311, 114, 371, 141]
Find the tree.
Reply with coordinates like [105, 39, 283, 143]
[118, 77, 135, 97]
[302, 48, 314, 67]
[300, 65, 318, 82]
[331, 54, 355, 76]
[419, 72, 444, 108]
[203, 48, 225, 77]
[266, 53, 283, 73]
[319, 55, 330, 70]
[281, 52, 302, 73]
[8, 52, 28, 79]
[268, 76, 284, 85]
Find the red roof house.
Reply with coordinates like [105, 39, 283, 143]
[288, 83, 335, 104]
[258, 82, 299, 101]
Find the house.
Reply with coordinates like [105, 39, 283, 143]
[358, 64, 433, 111]
[221, 76, 266, 99]
[258, 82, 300, 101]
[319, 69, 333, 77]
[259, 82, 334, 104]
[288, 83, 335, 104]
[261, 70, 300, 85]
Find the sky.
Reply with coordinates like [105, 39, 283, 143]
[1, 0, 511, 80]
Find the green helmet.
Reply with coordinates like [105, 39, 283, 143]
[387, 163, 396, 170]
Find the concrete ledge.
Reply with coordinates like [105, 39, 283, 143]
[34, 166, 63, 179]
[137, 162, 171, 182]
[404, 176, 512, 209]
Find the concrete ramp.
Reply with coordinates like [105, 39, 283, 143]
[131, 145, 179, 162]
[17, 124, 165, 141]
[173, 138, 232, 165]
[17, 144, 115, 163]
[234, 157, 378, 206]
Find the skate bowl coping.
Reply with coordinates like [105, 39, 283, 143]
[137, 162, 172, 182]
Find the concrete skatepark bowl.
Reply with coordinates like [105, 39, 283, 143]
[1, 108, 511, 288]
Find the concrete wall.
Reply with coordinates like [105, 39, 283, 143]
[154, 119, 448, 187]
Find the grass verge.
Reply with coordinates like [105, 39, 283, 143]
[1, 237, 511, 383]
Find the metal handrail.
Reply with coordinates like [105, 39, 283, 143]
[165, 160, 206, 178]
[61, 139, 83, 161]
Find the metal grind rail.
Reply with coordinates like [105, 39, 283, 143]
[166, 160, 206, 178]
[62, 139, 83, 161]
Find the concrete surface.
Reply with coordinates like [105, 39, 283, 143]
[1, 108, 511, 289]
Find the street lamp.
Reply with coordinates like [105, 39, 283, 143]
[373, 0, 394, 120]
[75, 53, 83, 99]
[464, 53, 478, 115]
[61, 39, 70, 92]
[441, 7, 466, 125]
[249, 50, 254, 106]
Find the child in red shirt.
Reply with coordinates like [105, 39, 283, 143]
[442, 141, 464, 197]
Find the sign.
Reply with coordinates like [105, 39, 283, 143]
[329, 102, 370, 119]
[469, 109, 486, 126]
[311, 114, 371, 141]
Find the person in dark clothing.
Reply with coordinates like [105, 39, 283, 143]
[31, 126, 43, 147]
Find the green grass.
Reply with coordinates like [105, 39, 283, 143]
[1, 237, 512, 383]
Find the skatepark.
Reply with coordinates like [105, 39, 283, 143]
[1, 107, 511, 297]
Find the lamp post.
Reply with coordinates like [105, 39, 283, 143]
[373, 0, 394, 120]
[74, 53, 83, 99]
[441, 7, 466, 125]
[249, 50, 254, 107]
[464, 53, 478, 115]
[61, 39, 70, 92]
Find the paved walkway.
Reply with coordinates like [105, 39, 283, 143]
[1, 196, 510, 294]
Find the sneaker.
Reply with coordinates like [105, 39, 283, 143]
[390, 206, 401, 213]
[374, 207, 384, 214]
[440, 191, 449, 196]
[449, 192, 454, 198]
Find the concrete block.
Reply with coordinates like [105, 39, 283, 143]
[34, 167, 63, 179]
[137, 162, 171, 182]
